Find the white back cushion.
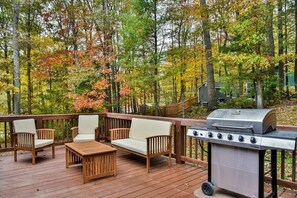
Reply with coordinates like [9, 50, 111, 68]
[13, 119, 37, 139]
[78, 115, 99, 134]
[129, 118, 172, 142]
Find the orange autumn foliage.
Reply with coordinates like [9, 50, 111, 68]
[119, 83, 131, 97]
[70, 94, 105, 112]
[68, 79, 109, 112]
[33, 50, 73, 79]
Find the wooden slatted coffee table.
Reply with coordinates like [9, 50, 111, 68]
[65, 141, 117, 183]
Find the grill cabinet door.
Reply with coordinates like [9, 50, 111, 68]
[211, 144, 259, 198]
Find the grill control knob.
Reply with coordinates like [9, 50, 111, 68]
[208, 132, 213, 138]
[238, 135, 244, 142]
[193, 131, 198, 136]
[217, 133, 223, 139]
[250, 137, 257, 144]
[227, 134, 233, 140]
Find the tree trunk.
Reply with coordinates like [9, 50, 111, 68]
[133, 96, 137, 113]
[112, 28, 120, 113]
[102, 0, 112, 112]
[266, 0, 275, 75]
[201, 39, 204, 86]
[153, 0, 159, 116]
[177, 19, 186, 117]
[180, 76, 185, 118]
[200, 0, 216, 111]
[111, 64, 118, 112]
[255, 41, 264, 109]
[193, 51, 198, 96]
[117, 81, 121, 113]
[193, 36, 199, 97]
[27, 1, 32, 114]
[256, 79, 264, 108]
[27, 41, 32, 114]
[295, 0, 297, 92]
[284, 1, 289, 98]
[172, 76, 177, 103]
[180, 57, 186, 118]
[13, 0, 20, 114]
[143, 89, 147, 114]
[69, 0, 79, 66]
[278, 0, 284, 93]
[4, 25, 12, 114]
[201, 55, 204, 85]
[238, 64, 243, 96]
[171, 25, 177, 103]
[124, 97, 128, 113]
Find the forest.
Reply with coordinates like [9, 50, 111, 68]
[0, 0, 297, 116]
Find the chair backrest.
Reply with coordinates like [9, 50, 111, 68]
[129, 118, 172, 142]
[78, 115, 99, 134]
[13, 119, 37, 139]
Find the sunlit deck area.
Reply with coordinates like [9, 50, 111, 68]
[1, 145, 206, 198]
[0, 144, 297, 198]
[1, 113, 297, 197]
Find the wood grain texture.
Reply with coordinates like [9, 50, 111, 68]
[0, 144, 296, 198]
[65, 141, 117, 183]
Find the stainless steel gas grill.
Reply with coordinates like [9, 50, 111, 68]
[187, 109, 297, 198]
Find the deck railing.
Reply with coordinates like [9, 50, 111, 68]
[161, 97, 198, 117]
[0, 113, 297, 189]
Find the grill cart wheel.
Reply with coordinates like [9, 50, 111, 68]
[202, 182, 214, 196]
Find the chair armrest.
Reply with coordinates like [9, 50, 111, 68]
[71, 127, 78, 141]
[36, 129, 55, 140]
[13, 132, 35, 148]
[146, 135, 172, 155]
[71, 127, 78, 131]
[110, 128, 130, 141]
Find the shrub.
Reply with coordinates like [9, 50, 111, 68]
[185, 105, 208, 119]
[263, 88, 282, 107]
[219, 96, 256, 109]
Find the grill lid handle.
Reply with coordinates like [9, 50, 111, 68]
[212, 123, 254, 132]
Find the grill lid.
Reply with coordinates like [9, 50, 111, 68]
[206, 109, 276, 134]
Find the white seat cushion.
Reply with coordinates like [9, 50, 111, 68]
[73, 134, 95, 142]
[35, 139, 53, 148]
[111, 139, 147, 155]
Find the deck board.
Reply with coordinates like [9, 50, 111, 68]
[1, 145, 296, 198]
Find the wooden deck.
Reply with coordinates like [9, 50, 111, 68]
[0, 145, 297, 198]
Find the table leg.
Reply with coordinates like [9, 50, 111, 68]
[66, 147, 69, 168]
[114, 151, 117, 176]
[82, 158, 87, 184]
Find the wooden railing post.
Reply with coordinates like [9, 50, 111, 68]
[292, 150, 296, 182]
[174, 120, 185, 164]
[9, 121, 13, 147]
[35, 117, 43, 129]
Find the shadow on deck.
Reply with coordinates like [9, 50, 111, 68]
[0, 145, 296, 198]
